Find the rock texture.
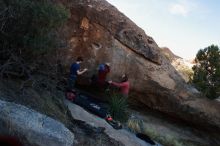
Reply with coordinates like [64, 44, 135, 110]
[55, 0, 220, 134]
[161, 47, 194, 82]
[0, 100, 76, 146]
[171, 58, 194, 82]
[64, 100, 161, 146]
[161, 47, 181, 61]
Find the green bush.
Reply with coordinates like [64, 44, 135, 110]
[192, 45, 220, 99]
[0, 0, 70, 78]
[0, 0, 69, 58]
[108, 93, 129, 123]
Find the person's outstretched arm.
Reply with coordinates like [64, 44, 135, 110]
[109, 81, 126, 87]
[77, 68, 88, 75]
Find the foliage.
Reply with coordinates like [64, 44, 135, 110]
[127, 118, 144, 133]
[0, 0, 69, 54]
[108, 93, 129, 123]
[0, 0, 69, 78]
[143, 127, 199, 146]
[192, 45, 220, 99]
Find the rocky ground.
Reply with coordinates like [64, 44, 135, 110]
[0, 78, 123, 146]
[129, 108, 218, 146]
[1, 78, 220, 146]
[65, 100, 160, 146]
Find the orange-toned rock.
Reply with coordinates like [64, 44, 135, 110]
[55, 0, 220, 135]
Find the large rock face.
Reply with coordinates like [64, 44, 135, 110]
[56, 0, 220, 133]
[0, 100, 76, 146]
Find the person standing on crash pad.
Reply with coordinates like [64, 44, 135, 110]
[68, 56, 88, 90]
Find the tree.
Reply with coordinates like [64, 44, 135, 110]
[0, 0, 69, 55]
[0, 0, 70, 78]
[192, 45, 220, 99]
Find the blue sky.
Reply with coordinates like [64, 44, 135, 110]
[106, 0, 220, 59]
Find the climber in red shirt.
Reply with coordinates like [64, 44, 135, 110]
[108, 74, 130, 98]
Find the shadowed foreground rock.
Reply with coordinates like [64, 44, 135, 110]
[0, 100, 76, 146]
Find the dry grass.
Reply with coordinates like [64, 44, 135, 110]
[127, 117, 203, 146]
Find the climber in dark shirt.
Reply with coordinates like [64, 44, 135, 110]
[68, 56, 88, 90]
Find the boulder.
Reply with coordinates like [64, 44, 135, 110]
[0, 100, 76, 146]
[54, 0, 220, 133]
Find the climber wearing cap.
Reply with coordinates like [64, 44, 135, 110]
[97, 62, 111, 87]
[108, 74, 130, 98]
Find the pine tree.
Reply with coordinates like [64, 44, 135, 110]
[192, 45, 220, 99]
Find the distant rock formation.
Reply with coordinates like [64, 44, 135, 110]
[161, 47, 181, 61]
[161, 47, 195, 82]
[54, 0, 220, 134]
